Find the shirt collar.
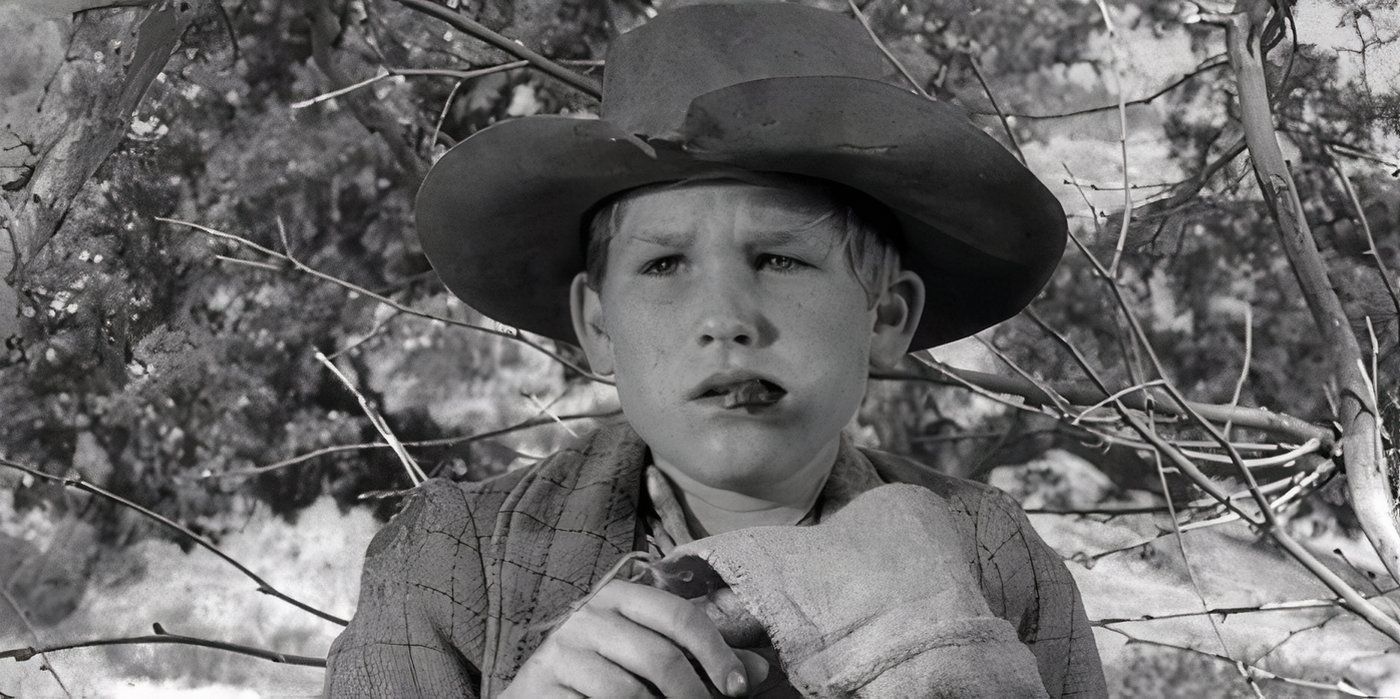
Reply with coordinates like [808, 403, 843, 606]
[641, 432, 886, 548]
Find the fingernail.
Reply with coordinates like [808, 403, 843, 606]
[727, 669, 748, 697]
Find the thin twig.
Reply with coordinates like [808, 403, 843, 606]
[432, 78, 465, 150]
[326, 309, 403, 360]
[0, 586, 72, 698]
[977, 58, 1228, 120]
[975, 336, 1075, 417]
[878, 361, 1333, 448]
[1054, 171, 1147, 387]
[963, 48, 1026, 166]
[1331, 152, 1400, 342]
[1095, 583, 1400, 625]
[291, 69, 391, 109]
[523, 393, 581, 439]
[1093, 0, 1134, 275]
[0, 458, 348, 626]
[845, 0, 929, 98]
[214, 254, 282, 271]
[1147, 435, 1236, 662]
[1099, 627, 1373, 696]
[393, 0, 600, 98]
[291, 61, 531, 114]
[156, 217, 609, 382]
[197, 408, 619, 480]
[1249, 611, 1344, 666]
[1, 623, 325, 668]
[314, 351, 427, 485]
[1224, 305, 1254, 439]
[1070, 380, 1166, 424]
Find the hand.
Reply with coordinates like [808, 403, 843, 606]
[502, 578, 763, 698]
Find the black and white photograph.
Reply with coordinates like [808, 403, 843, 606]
[1, 0, 1397, 695]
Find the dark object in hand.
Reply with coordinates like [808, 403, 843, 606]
[638, 554, 771, 649]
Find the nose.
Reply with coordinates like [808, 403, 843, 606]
[698, 315, 755, 346]
[695, 277, 765, 348]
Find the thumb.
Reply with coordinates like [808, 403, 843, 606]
[734, 648, 770, 691]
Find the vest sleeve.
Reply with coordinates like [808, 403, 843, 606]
[975, 488, 1107, 699]
[324, 479, 486, 698]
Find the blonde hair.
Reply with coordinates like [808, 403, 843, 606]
[583, 172, 901, 307]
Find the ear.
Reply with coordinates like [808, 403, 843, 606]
[869, 269, 925, 370]
[569, 272, 616, 376]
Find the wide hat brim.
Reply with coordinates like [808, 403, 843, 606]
[416, 75, 1066, 351]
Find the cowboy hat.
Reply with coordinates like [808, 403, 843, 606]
[415, 1, 1066, 350]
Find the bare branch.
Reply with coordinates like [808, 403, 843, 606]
[877, 360, 1334, 449]
[314, 351, 427, 486]
[1091, 0, 1134, 275]
[0, 587, 71, 698]
[1099, 627, 1374, 696]
[0, 458, 348, 627]
[1058, 228, 1400, 642]
[194, 408, 620, 480]
[1330, 152, 1400, 342]
[973, 58, 1228, 121]
[392, 0, 600, 99]
[1, 623, 324, 668]
[1219, 0, 1400, 586]
[1224, 305, 1254, 439]
[289, 61, 530, 110]
[1095, 582, 1399, 625]
[157, 217, 611, 383]
[846, 0, 928, 98]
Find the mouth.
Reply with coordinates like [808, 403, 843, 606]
[690, 373, 788, 409]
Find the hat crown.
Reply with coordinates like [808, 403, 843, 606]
[601, 3, 889, 136]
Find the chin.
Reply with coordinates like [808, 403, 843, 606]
[686, 432, 825, 488]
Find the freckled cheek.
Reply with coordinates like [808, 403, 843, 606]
[611, 321, 678, 383]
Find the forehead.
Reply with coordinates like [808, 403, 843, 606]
[608, 179, 844, 244]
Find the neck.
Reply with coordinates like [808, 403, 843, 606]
[651, 438, 840, 537]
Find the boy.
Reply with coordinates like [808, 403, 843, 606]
[325, 2, 1106, 697]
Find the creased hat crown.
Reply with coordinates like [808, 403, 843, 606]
[601, 3, 888, 136]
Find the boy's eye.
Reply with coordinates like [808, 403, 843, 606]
[759, 254, 804, 272]
[641, 256, 681, 275]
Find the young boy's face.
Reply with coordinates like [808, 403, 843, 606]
[570, 180, 923, 494]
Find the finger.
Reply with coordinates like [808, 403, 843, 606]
[585, 610, 711, 699]
[560, 649, 655, 699]
[734, 648, 771, 689]
[600, 582, 748, 696]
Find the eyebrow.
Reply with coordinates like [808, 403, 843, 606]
[625, 227, 824, 249]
